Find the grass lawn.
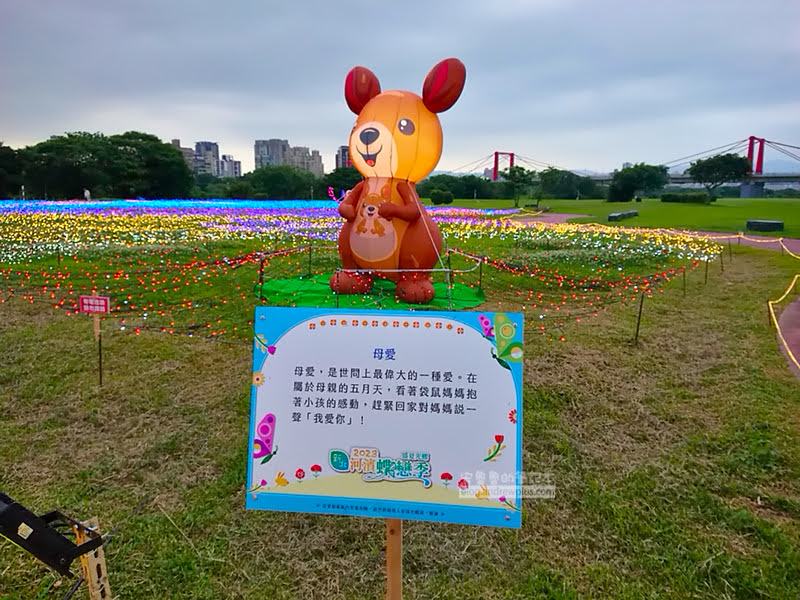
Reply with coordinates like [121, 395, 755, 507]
[441, 197, 800, 239]
[1, 213, 799, 599]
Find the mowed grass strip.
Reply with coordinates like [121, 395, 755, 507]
[1, 245, 799, 599]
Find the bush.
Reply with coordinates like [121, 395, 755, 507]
[716, 185, 741, 198]
[765, 187, 800, 198]
[606, 180, 634, 202]
[660, 192, 710, 204]
[430, 189, 454, 205]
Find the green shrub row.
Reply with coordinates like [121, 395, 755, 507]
[661, 192, 710, 204]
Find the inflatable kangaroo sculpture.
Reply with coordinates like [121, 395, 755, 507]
[329, 58, 466, 304]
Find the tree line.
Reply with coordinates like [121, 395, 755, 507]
[602, 154, 752, 203]
[0, 132, 194, 199]
[195, 167, 605, 202]
[0, 132, 755, 202]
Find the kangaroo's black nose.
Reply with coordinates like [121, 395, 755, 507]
[360, 128, 379, 145]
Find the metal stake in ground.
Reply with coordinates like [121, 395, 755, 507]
[385, 518, 402, 600]
[720, 249, 724, 273]
[98, 331, 102, 387]
[634, 291, 645, 345]
[704, 259, 709, 284]
[446, 251, 453, 311]
[258, 255, 265, 300]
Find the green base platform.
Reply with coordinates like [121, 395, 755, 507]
[254, 274, 485, 310]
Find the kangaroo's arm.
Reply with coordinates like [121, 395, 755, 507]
[378, 181, 421, 222]
[338, 181, 364, 221]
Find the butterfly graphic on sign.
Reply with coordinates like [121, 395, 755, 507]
[479, 313, 523, 370]
[253, 413, 278, 464]
[478, 314, 494, 340]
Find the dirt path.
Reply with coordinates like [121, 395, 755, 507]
[515, 211, 590, 224]
[777, 291, 800, 379]
[667, 230, 800, 256]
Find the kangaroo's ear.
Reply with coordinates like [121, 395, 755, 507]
[422, 58, 466, 113]
[345, 66, 381, 114]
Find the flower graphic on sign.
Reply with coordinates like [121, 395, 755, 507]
[508, 409, 517, 424]
[246, 478, 268, 499]
[440, 472, 453, 486]
[457, 478, 469, 490]
[310, 464, 322, 478]
[254, 334, 276, 356]
[498, 495, 521, 512]
[295, 468, 305, 482]
[484, 434, 506, 462]
[252, 371, 264, 386]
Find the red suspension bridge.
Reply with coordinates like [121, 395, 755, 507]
[450, 135, 800, 196]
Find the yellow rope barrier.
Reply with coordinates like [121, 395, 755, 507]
[768, 274, 800, 372]
[780, 239, 800, 260]
[663, 228, 800, 373]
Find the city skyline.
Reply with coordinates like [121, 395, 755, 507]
[1, 1, 798, 176]
[171, 139, 242, 178]
[254, 139, 324, 176]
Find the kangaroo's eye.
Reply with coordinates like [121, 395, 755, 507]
[398, 119, 415, 135]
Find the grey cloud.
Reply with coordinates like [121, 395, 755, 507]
[1, 0, 799, 174]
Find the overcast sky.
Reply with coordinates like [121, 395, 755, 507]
[2, 0, 799, 175]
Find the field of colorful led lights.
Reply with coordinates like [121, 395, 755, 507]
[1, 198, 799, 600]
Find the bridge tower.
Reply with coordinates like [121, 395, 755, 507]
[746, 135, 765, 174]
[743, 135, 766, 198]
[492, 152, 515, 180]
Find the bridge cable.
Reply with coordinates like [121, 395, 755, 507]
[661, 138, 749, 167]
[765, 141, 800, 164]
[765, 140, 800, 152]
[515, 156, 552, 169]
[515, 155, 576, 174]
[663, 140, 748, 170]
[449, 154, 495, 174]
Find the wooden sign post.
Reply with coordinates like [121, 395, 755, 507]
[79, 294, 110, 387]
[386, 518, 402, 600]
